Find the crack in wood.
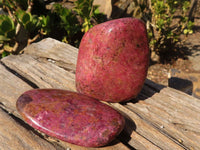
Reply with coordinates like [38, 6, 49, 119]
[36, 57, 76, 74]
[0, 61, 39, 89]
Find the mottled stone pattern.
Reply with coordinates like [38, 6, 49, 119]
[76, 18, 149, 102]
[16, 89, 125, 147]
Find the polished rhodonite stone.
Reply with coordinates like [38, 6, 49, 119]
[16, 89, 125, 147]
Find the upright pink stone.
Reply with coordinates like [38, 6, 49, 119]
[76, 18, 149, 102]
[16, 89, 125, 147]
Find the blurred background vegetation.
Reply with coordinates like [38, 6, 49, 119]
[0, 0, 196, 63]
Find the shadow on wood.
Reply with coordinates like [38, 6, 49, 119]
[117, 113, 137, 150]
[133, 79, 166, 102]
[168, 77, 193, 95]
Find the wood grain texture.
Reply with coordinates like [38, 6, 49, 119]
[110, 103, 185, 150]
[23, 38, 78, 71]
[0, 39, 129, 149]
[0, 64, 32, 117]
[1, 38, 200, 149]
[0, 108, 58, 150]
[2, 54, 76, 91]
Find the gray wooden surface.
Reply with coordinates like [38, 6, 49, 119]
[0, 38, 199, 150]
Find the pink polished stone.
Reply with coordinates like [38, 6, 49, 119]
[16, 89, 125, 147]
[76, 18, 149, 102]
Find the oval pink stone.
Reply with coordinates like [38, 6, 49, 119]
[16, 89, 125, 147]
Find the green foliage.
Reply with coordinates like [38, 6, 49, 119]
[0, 14, 16, 57]
[53, 3, 81, 45]
[0, 15, 15, 42]
[1, 50, 10, 57]
[132, 0, 194, 63]
[0, 0, 104, 58]
[1, 0, 193, 62]
[16, 10, 41, 33]
[151, 0, 193, 63]
[74, 0, 105, 32]
[0, 0, 44, 57]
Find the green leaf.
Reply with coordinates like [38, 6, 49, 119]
[32, 15, 41, 28]
[25, 22, 34, 31]
[94, 7, 100, 15]
[1, 19, 13, 33]
[22, 13, 31, 24]
[1, 51, 10, 58]
[189, 30, 193, 34]
[183, 29, 193, 35]
[39, 15, 52, 35]
[16, 9, 26, 20]
[7, 29, 16, 38]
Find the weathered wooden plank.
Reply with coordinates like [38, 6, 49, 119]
[140, 87, 200, 131]
[0, 55, 130, 148]
[119, 130, 161, 150]
[2, 54, 76, 91]
[0, 39, 163, 149]
[110, 103, 185, 150]
[126, 101, 200, 150]
[0, 108, 59, 150]
[125, 84, 200, 150]
[23, 38, 78, 71]
[143, 79, 200, 109]
[0, 64, 65, 149]
[2, 53, 184, 149]
[1, 38, 200, 149]
[0, 63, 32, 117]
[161, 87, 200, 110]
[1, 53, 158, 150]
[0, 61, 129, 150]
[56, 139, 129, 150]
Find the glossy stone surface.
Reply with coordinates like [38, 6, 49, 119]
[76, 18, 149, 102]
[16, 89, 125, 147]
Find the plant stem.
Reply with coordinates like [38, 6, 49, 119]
[26, 0, 33, 13]
[28, 34, 40, 45]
